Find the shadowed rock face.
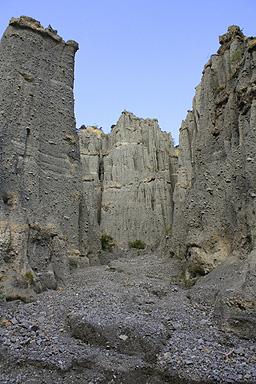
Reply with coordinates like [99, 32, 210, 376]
[0, 16, 176, 299]
[0, 16, 91, 300]
[171, 26, 256, 270]
[78, 111, 178, 248]
[170, 26, 256, 338]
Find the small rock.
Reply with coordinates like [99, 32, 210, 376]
[119, 334, 128, 341]
[30, 324, 39, 332]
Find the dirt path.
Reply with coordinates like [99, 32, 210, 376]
[0, 251, 255, 383]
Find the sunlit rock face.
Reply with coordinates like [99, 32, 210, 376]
[0, 16, 91, 300]
[78, 111, 178, 248]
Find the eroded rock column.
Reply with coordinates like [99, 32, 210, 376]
[0, 17, 88, 299]
[79, 111, 178, 248]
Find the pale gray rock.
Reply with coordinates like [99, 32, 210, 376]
[78, 111, 178, 249]
[190, 250, 256, 339]
[101, 111, 177, 248]
[67, 309, 170, 362]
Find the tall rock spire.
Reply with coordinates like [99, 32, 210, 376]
[0, 16, 88, 300]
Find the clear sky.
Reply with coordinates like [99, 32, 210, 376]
[1, 0, 256, 143]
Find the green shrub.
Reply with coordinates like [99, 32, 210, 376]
[128, 239, 146, 249]
[100, 235, 114, 252]
[25, 271, 34, 284]
[229, 50, 243, 65]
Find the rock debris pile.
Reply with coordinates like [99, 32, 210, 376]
[1, 252, 256, 383]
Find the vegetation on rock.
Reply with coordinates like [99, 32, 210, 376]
[100, 235, 115, 252]
[25, 271, 34, 285]
[228, 50, 243, 64]
[128, 240, 146, 249]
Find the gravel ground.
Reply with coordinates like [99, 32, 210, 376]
[0, 251, 255, 383]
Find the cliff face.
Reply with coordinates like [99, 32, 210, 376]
[0, 16, 177, 300]
[170, 26, 256, 336]
[171, 26, 256, 268]
[0, 17, 90, 300]
[79, 111, 178, 248]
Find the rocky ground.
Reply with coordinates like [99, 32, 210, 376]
[0, 250, 256, 384]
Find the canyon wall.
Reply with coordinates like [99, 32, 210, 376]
[0, 16, 255, 332]
[79, 111, 178, 248]
[0, 17, 92, 301]
[171, 26, 256, 271]
[170, 26, 256, 336]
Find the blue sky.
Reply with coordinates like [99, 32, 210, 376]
[1, 0, 256, 143]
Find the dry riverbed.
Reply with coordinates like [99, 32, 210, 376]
[0, 251, 256, 383]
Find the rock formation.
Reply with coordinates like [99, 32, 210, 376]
[0, 16, 177, 299]
[0, 16, 255, 342]
[0, 16, 92, 301]
[79, 111, 177, 248]
[170, 26, 256, 337]
[171, 26, 256, 267]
